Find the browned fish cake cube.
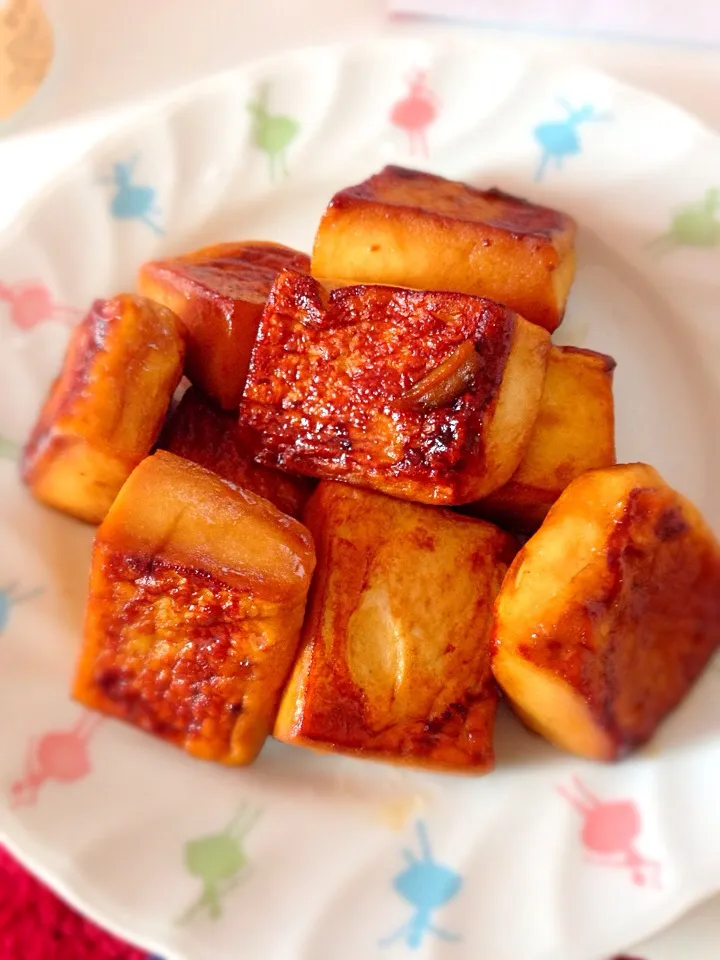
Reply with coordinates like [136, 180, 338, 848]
[73, 450, 316, 764]
[239, 270, 550, 505]
[139, 241, 310, 409]
[22, 295, 185, 524]
[274, 482, 517, 773]
[492, 463, 720, 761]
[471, 345, 616, 530]
[158, 385, 315, 519]
[311, 166, 576, 332]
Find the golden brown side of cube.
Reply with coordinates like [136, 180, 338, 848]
[158, 385, 315, 519]
[470, 346, 616, 530]
[22, 295, 185, 524]
[492, 464, 720, 761]
[274, 482, 517, 773]
[73, 450, 316, 765]
[311, 166, 576, 332]
[138, 241, 310, 409]
[239, 270, 550, 505]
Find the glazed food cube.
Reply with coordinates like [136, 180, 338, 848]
[158, 385, 314, 519]
[239, 270, 550, 505]
[22, 295, 185, 524]
[138, 241, 310, 409]
[311, 166, 577, 332]
[274, 482, 517, 773]
[492, 463, 720, 761]
[472, 346, 616, 529]
[73, 451, 315, 765]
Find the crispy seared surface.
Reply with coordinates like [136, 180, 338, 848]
[158, 386, 315, 519]
[22, 295, 185, 524]
[74, 451, 315, 764]
[334, 166, 572, 239]
[492, 463, 720, 760]
[311, 166, 576, 332]
[275, 482, 517, 773]
[239, 270, 550, 505]
[139, 241, 310, 408]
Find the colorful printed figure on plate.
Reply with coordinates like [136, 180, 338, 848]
[10, 713, 101, 807]
[534, 99, 610, 181]
[648, 189, 720, 254]
[381, 820, 462, 950]
[0, 436, 20, 460]
[100, 155, 164, 235]
[558, 776, 661, 888]
[247, 86, 299, 181]
[390, 71, 439, 158]
[0, 581, 41, 634]
[179, 805, 260, 924]
[0, 279, 80, 330]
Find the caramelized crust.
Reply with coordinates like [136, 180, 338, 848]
[73, 451, 315, 764]
[158, 386, 315, 519]
[492, 464, 720, 760]
[139, 241, 310, 409]
[311, 166, 576, 332]
[470, 345, 616, 529]
[274, 482, 518, 773]
[239, 270, 550, 505]
[22, 295, 185, 524]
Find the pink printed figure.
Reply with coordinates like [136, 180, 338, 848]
[390, 71, 439, 157]
[10, 713, 101, 807]
[0, 280, 81, 330]
[558, 776, 661, 888]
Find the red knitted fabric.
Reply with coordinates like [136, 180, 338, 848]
[0, 845, 146, 960]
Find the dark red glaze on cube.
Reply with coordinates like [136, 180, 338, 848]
[158, 385, 314, 518]
[239, 269, 523, 505]
[334, 165, 571, 240]
[139, 241, 310, 409]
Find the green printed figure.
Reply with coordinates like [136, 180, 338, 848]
[648, 189, 720, 254]
[178, 805, 260, 924]
[0, 436, 19, 461]
[247, 85, 299, 181]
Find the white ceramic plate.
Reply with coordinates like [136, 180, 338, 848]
[0, 36, 719, 960]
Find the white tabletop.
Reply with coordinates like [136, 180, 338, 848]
[0, 3, 718, 956]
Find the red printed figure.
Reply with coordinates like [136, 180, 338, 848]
[0, 280, 81, 330]
[11, 713, 101, 807]
[390, 71, 439, 157]
[558, 776, 661, 888]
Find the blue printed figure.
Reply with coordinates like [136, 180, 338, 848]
[380, 821, 462, 950]
[533, 99, 610, 182]
[0, 583, 42, 635]
[100, 155, 164, 235]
